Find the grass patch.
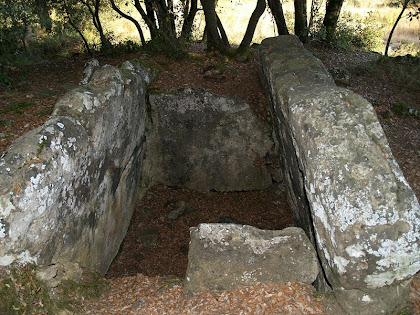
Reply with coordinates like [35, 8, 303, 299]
[0, 101, 36, 115]
[35, 106, 54, 117]
[392, 101, 419, 118]
[0, 264, 52, 314]
[0, 263, 108, 314]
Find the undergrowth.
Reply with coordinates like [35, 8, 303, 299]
[0, 263, 108, 314]
[0, 101, 36, 115]
[310, 11, 387, 52]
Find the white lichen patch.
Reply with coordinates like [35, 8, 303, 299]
[241, 270, 257, 282]
[333, 256, 350, 274]
[244, 235, 290, 255]
[18, 173, 52, 216]
[345, 244, 366, 258]
[195, 224, 231, 247]
[362, 295, 372, 302]
[0, 255, 14, 266]
[0, 196, 15, 217]
[0, 250, 37, 267]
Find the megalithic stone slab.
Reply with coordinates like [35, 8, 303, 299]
[184, 224, 319, 294]
[144, 88, 274, 192]
[258, 35, 420, 314]
[0, 60, 150, 274]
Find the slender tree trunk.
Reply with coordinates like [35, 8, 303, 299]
[167, 0, 176, 36]
[238, 0, 266, 51]
[81, 0, 110, 49]
[63, 0, 92, 53]
[134, 0, 159, 39]
[385, 0, 410, 56]
[308, 0, 323, 34]
[109, 0, 146, 45]
[323, 0, 345, 41]
[201, 0, 227, 51]
[181, 0, 198, 39]
[68, 17, 92, 54]
[294, 0, 307, 42]
[267, 0, 289, 35]
[93, 0, 110, 48]
[216, 14, 229, 46]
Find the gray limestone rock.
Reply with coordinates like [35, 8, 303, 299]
[184, 224, 319, 294]
[79, 59, 100, 85]
[144, 88, 274, 192]
[0, 60, 149, 274]
[258, 35, 420, 314]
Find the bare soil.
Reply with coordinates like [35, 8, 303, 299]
[0, 43, 419, 314]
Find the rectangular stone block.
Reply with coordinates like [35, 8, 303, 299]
[184, 224, 319, 294]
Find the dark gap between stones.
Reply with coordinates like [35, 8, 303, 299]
[106, 183, 295, 279]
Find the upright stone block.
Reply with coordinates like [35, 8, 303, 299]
[144, 88, 274, 192]
[0, 61, 149, 274]
[258, 35, 420, 313]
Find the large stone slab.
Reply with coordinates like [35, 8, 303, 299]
[144, 88, 274, 191]
[0, 60, 149, 274]
[258, 35, 420, 313]
[184, 224, 319, 294]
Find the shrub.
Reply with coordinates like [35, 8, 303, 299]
[311, 11, 387, 51]
[0, 65, 11, 86]
[144, 34, 189, 60]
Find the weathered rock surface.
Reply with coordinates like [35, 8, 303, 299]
[258, 35, 420, 313]
[143, 88, 274, 192]
[0, 60, 150, 274]
[184, 224, 319, 294]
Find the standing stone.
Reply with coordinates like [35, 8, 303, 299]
[184, 224, 319, 294]
[0, 61, 150, 274]
[258, 35, 420, 314]
[143, 88, 274, 192]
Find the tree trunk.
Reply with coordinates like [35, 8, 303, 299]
[109, 0, 146, 45]
[181, 0, 198, 39]
[308, 0, 323, 34]
[323, 0, 344, 41]
[81, 0, 110, 49]
[201, 0, 226, 51]
[238, 0, 266, 51]
[268, 0, 289, 35]
[134, 0, 159, 39]
[217, 14, 229, 46]
[294, 0, 307, 42]
[385, 0, 410, 56]
[62, 0, 92, 53]
[93, 0, 110, 49]
[68, 17, 92, 54]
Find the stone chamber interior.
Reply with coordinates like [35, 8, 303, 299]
[106, 182, 295, 279]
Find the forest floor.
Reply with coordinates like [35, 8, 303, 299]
[0, 42, 419, 314]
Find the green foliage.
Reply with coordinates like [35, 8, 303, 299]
[144, 34, 189, 60]
[0, 101, 36, 115]
[392, 101, 419, 117]
[103, 39, 142, 57]
[0, 1, 37, 64]
[311, 11, 387, 51]
[35, 106, 54, 117]
[0, 65, 12, 86]
[0, 263, 109, 314]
